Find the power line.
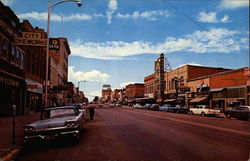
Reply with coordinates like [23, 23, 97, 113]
[161, 0, 238, 49]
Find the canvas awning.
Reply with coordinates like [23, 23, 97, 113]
[190, 96, 208, 103]
[163, 99, 176, 102]
[210, 88, 224, 92]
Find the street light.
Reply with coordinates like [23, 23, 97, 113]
[43, 0, 82, 118]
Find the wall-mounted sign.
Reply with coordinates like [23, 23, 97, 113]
[22, 32, 41, 39]
[0, 76, 20, 87]
[15, 32, 60, 50]
[15, 38, 47, 47]
[49, 38, 60, 50]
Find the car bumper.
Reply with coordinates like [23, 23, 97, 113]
[24, 128, 79, 142]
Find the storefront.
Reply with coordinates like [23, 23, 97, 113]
[26, 79, 43, 113]
[0, 64, 25, 116]
[210, 86, 247, 111]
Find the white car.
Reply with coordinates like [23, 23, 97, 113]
[190, 105, 220, 116]
[133, 104, 142, 109]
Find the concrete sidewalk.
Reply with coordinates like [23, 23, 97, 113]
[0, 112, 40, 161]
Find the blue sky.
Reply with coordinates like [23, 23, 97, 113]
[2, 0, 249, 100]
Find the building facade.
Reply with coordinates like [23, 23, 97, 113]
[0, 2, 26, 116]
[49, 37, 71, 106]
[125, 83, 144, 102]
[19, 20, 46, 113]
[101, 84, 112, 103]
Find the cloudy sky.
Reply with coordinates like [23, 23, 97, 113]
[2, 0, 249, 100]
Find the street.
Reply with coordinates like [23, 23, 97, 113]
[18, 107, 249, 161]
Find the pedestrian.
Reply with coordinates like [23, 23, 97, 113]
[87, 102, 95, 120]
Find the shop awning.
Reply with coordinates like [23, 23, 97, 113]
[210, 88, 224, 92]
[190, 96, 208, 103]
[163, 99, 176, 102]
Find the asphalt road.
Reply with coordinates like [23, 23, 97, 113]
[18, 107, 250, 161]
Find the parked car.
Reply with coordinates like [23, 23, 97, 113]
[24, 106, 85, 143]
[159, 105, 173, 112]
[143, 104, 152, 110]
[115, 103, 121, 107]
[150, 104, 159, 111]
[109, 103, 115, 107]
[133, 104, 142, 109]
[70, 103, 84, 112]
[224, 106, 250, 121]
[190, 105, 220, 116]
[70, 104, 88, 121]
[169, 105, 189, 114]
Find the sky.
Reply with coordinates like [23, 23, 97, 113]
[2, 0, 249, 101]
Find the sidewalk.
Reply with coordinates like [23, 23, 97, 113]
[0, 112, 40, 161]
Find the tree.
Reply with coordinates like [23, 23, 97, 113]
[93, 96, 99, 103]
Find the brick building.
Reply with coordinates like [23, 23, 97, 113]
[19, 20, 46, 113]
[101, 84, 112, 103]
[164, 65, 230, 106]
[125, 83, 144, 102]
[0, 2, 26, 116]
[144, 73, 155, 98]
[49, 37, 71, 106]
[187, 67, 249, 111]
[111, 89, 122, 103]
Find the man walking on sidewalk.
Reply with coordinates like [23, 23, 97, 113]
[87, 102, 95, 120]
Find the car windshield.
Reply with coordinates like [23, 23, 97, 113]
[44, 108, 76, 119]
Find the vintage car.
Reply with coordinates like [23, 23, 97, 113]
[24, 106, 85, 143]
[224, 106, 250, 121]
[169, 105, 189, 114]
[190, 105, 220, 116]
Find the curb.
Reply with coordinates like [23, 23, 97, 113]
[0, 144, 23, 161]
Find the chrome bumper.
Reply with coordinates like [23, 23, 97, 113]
[24, 130, 79, 142]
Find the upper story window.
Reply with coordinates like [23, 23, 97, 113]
[180, 76, 184, 86]
[11, 45, 16, 63]
[2, 39, 9, 58]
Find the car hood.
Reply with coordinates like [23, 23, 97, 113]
[26, 116, 75, 130]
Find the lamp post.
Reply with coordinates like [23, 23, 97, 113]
[43, 0, 82, 118]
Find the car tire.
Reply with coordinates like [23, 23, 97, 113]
[190, 111, 194, 115]
[201, 112, 205, 117]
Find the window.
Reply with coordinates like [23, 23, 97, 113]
[180, 76, 184, 86]
[2, 39, 9, 58]
[11, 45, 16, 63]
[20, 52, 24, 69]
[0, 35, 2, 56]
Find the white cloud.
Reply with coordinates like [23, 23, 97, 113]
[69, 28, 248, 60]
[68, 66, 111, 83]
[220, 15, 230, 23]
[197, 11, 230, 23]
[117, 10, 170, 21]
[1, 0, 13, 5]
[220, 0, 249, 9]
[198, 11, 218, 23]
[17, 12, 103, 21]
[106, 0, 118, 24]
